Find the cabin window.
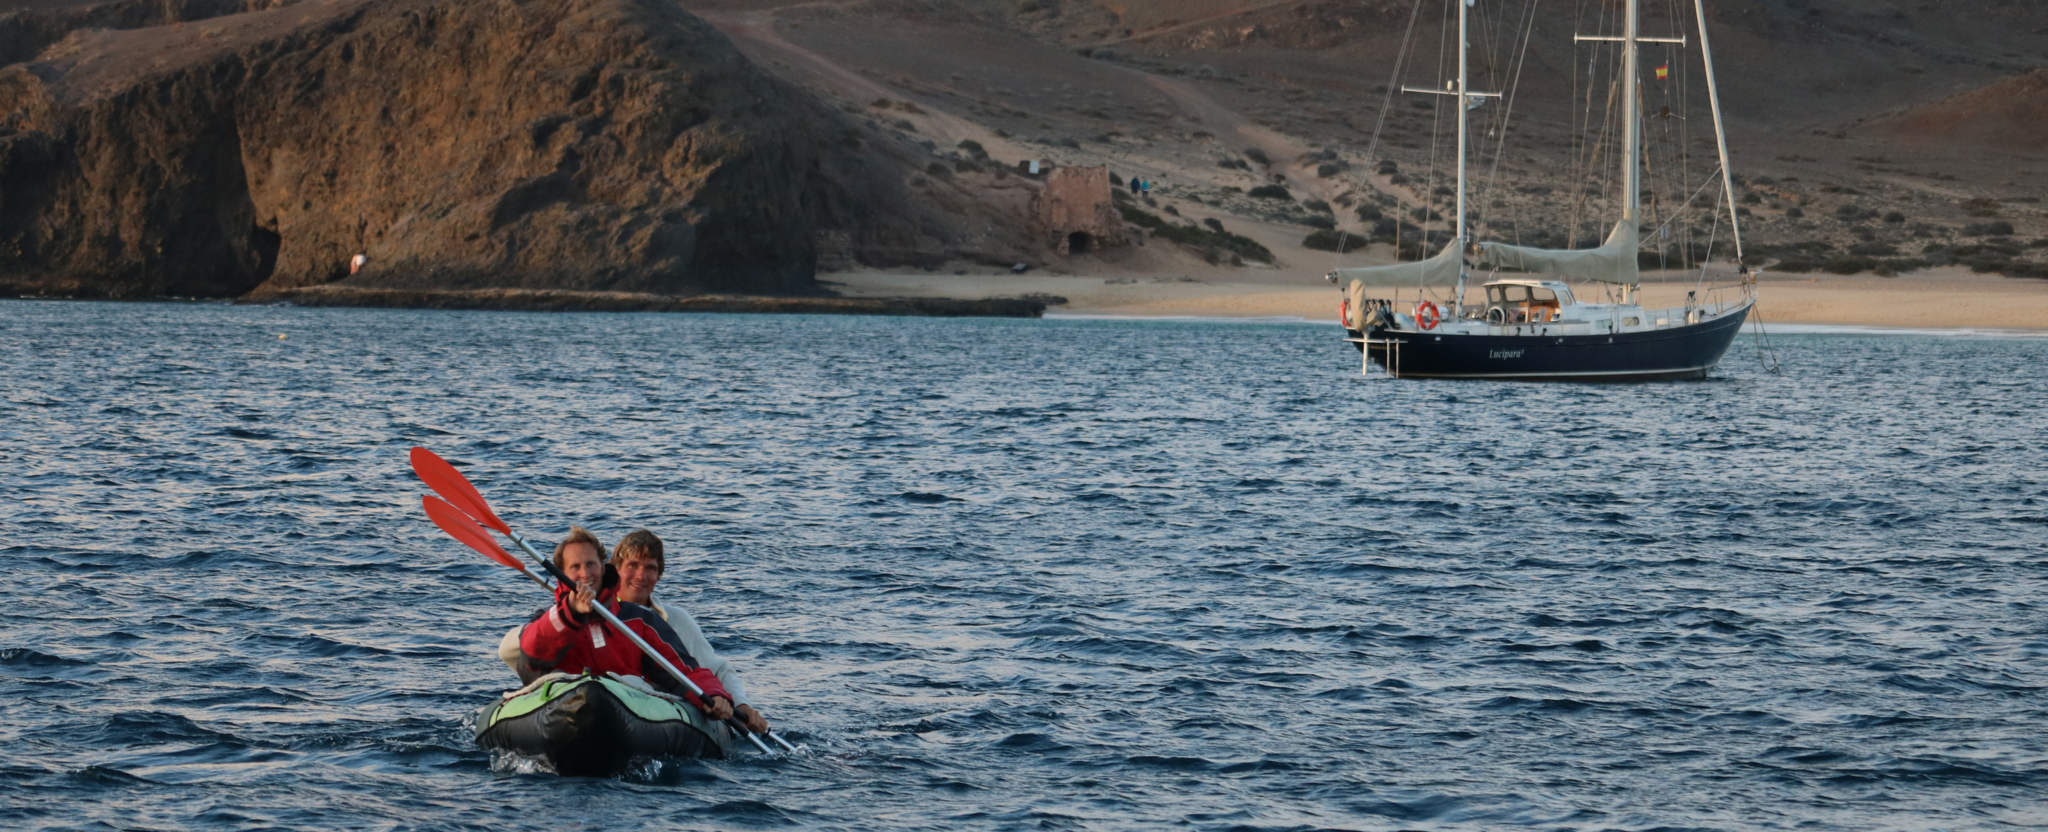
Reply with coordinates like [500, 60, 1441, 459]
[1530, 288, 1557, 302]
[1623, 317, 1640, 327]
[1488, 286, 1533, 304]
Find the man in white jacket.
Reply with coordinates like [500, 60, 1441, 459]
[497, 529, 770, 734]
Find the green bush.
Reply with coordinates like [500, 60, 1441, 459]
[1247, 184, 1292, 200]
[1121, 205, 1274, 263]
[1303, 230, 1369, 253]
[1964, 221, 2015, 236]
[1823, 256, 1877, 274]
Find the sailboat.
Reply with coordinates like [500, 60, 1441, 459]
[1331, 0, 1754, 381]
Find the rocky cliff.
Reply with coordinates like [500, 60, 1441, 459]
[0, 0, 1002, 299]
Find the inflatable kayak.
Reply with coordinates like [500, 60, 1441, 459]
[474, 673, 735, 776]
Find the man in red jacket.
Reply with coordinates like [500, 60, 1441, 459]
[519, 527, 735, 720]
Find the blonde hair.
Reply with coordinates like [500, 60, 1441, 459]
[610, 529, 665, 575]
[551, 526, 606, 572]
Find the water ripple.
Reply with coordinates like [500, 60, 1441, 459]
[1, 301, 2044, 830]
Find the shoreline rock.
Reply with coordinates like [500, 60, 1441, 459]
[240, 285, 1057, 317]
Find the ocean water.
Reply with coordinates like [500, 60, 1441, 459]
[1, 299, 2043, 831]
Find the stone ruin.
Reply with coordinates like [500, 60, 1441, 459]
[1031, 166, 1127, 256]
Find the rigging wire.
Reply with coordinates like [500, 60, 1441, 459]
[1647, 166, 1729, 242]
[1669, 0, 1694, 272]
[1479, 0, 1543, 247]
[1412, 0, 1457, 306]
[1335, 0, 1429, 274]
[1569, 5, 1619, 252]
[1750, 302, 1785, 374]
[1695, 186, 1723, 300]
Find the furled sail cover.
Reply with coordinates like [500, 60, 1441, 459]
[1474, 220, 1641, 285]
[1330, 239, 1463, 288]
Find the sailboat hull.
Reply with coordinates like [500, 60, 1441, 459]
[1352, 301, 1751, 381]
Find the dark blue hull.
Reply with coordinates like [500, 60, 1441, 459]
[1349, 302, 1751, 381]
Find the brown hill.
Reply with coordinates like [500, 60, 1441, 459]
[1869, 69, 2048, 156]
[5, 0, 2045, 300]
[0, 0, 1038, 300]
[687, 0, 2048, 278]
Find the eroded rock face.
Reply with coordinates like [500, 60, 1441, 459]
[0, 0, 915, 298]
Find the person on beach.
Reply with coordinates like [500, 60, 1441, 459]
[513, 527, 736, 720]
[608, 529, 771, 735]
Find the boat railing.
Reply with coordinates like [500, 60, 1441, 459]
[1644, 278, 1753, 329]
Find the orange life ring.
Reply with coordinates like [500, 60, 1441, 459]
[1415, 301, 1441, 331]
[1339, 299, 1350, 327]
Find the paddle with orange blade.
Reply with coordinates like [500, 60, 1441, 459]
[410, 446, 786, 754]
[422, 495, 552, 591]
[411, 447, 519, 551]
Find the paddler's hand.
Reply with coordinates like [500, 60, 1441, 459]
[568, 581, 598, 616]
[735, 703, 769, 734]
[703, 695, 735, 721]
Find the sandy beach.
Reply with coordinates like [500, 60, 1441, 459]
[828, 264, 2048, 331]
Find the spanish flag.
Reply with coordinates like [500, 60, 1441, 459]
[1655, 63, 1669, 80]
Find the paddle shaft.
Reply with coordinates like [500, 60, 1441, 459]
[506, 530, 777, 754]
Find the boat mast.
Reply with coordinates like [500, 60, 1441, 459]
[1694, 0, 1744, 270]
[1622, 0, 1640, 224]
[1619, 0, 1642, 305]
[1453, 0, 1470, 318]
